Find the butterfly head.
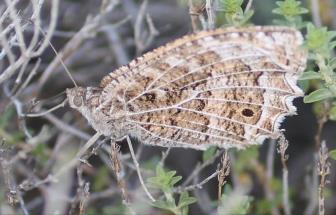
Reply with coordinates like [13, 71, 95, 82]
[66, 87, 86, 109]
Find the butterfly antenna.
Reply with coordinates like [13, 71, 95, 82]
[20, 17, 78, 88]
[37, 24, 78, 87]
[45, 33, 78, 87]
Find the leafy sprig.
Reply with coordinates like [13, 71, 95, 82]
[272, 0, 308, 28]
[147, 165, 197, 215]
[301, 24, 336, 103]
[217, 0, 254, 26]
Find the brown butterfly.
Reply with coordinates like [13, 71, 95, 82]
[66, 26, 307, 150]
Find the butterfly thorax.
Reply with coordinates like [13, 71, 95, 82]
[66, 86, 131, 139]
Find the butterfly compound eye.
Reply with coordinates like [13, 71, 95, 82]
[73, 95, 83, 107]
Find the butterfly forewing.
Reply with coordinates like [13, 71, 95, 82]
[89, 26, 307, 149]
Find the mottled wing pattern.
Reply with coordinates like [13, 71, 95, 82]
[99, 26, 306, 150]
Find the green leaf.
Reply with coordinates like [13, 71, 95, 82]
[241, 10, 254, 22]
[272, 0, 308, 17]
[329, 106, 336, 121]
[329, 149, 336, 160]
[305, 23, 336, 57]
[202, 146, 217, 162]
[170, 175, 183, 187]
[303, 88, 334, 103]
[177, 192, 197, 209]
[299, 71, 322, 80]
[327, 58, 336, 69]
[217, 0, 253, 26]
[220, 0, 244, 15]
[147, 165, 182, 192]
[151, 200, 176, 210]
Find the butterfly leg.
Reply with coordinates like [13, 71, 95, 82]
[126, 135, 156, 202]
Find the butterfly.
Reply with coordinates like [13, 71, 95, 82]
[66, 26, 307, 150]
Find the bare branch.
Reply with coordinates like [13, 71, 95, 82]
[317, 142, 330, 215]
[278, 136, 291, 215]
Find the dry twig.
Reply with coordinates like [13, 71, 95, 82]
[217, 151, 230, 201]
[317, 142, 330, 215]
[278, 136, 291, 215]
[110, 140, 136, 215]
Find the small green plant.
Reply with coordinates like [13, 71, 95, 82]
[217, 0, 254, 26]
[147, 165, 197, 215]
[272, 0, 308, 28]
[301, 24, 336, 103]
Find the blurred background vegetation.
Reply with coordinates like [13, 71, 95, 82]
[1, 0, 336, 214]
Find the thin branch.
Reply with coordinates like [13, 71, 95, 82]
[31, 0, 59, 56]
[134, 0, 148, 55]
[266, 140, 280, 215]
[217, 151, 230, 202]
[188, 0, 205, 32]
[54, 132, 101, 179]
[205, 0, 215, 29]
[174, 170, 220, 193]
[3, 84, 32, 139]
[13, 58, 41, 96]
[24, 99, 68, 117]
[0, 145, 29, 215]
[317, 142, 330, 215]
[44, 114, 91, 141]
[304, 153, 319, 215]
[278, 136, 291, 215]
[305, 102, 329, 215]
[310, 0, 322, 27]
[159, 147, 171, 166]
[110, 141, 136, 215]
[37, 0, 119, 89]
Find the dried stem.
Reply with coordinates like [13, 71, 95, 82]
[205, 0, 215, 29]
[24, 99, 68, 118]
[305, 103, 329, 215]
[0, 0, 59, 84]
[278, 136, 291, 215]
[175, 170, 220, 193]
[317, 142, 330, 215]
[217, 151, 230, 202]
[188, 0, 205, 32]
[54, 132, 101, 179]
[311, 0, 322, 27]
[266, 140, 280, 215]
[109, 141, 131, 206]
[159, 147, 171, 166]
[0, 145, 29, 215]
